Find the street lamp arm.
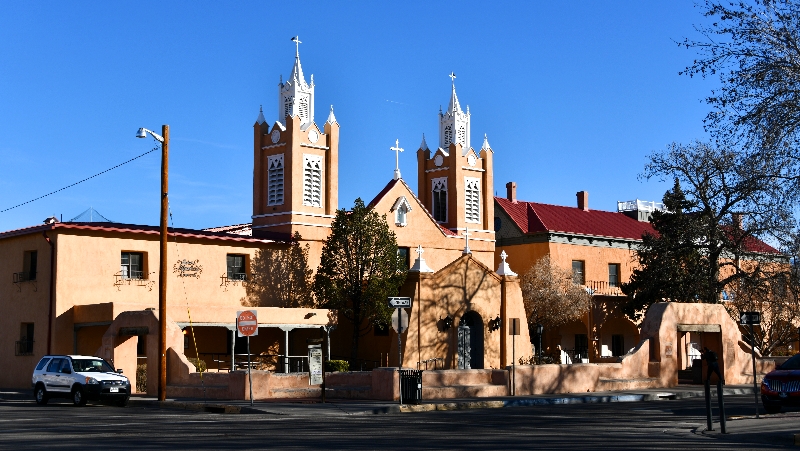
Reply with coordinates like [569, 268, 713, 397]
[136, 127, 165, 143]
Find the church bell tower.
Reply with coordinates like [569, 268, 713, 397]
[252, 37, 339, 245]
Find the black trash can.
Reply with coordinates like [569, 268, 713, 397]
[399, 369, 423, 404]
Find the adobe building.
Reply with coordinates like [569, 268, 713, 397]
[0, 42, 528, 390]
[2, 39, 791, 397]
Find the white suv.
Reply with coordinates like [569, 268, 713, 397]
[32, 355, 131, 407]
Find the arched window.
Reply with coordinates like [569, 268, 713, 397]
[432, 177, 447, 223]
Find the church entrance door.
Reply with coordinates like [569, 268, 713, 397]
[458, 311, 484, 369]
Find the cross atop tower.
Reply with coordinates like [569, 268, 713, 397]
[416, 245, 424, 258]
[390, 139, 404, 180]
[291, 36, 302, 56]
[449, 72, 456, 85]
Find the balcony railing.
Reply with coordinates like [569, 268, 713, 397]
[220, 272, 248, 291]
[114, 271, 155, 291]
[12, 272, 38, 292]
[13, 271, 37, 283]
[15, 340, 34, 356]
[583, 280, 624, 296]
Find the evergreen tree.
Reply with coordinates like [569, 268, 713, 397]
[621, 179, 713, 320]
[313, 198, 407, 364]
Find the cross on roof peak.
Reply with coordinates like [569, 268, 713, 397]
[390, 139, 404, 180]
[462, 227, 472, 254]
[449, 72, 456, 85]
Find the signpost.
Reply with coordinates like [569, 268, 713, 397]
[308, 344, 323, 385]
[388, 297, 411, 405]
[388, 297, 412, 308]
[509, 318, 520, 396]
[741, 310, 761, 418]
[237, 310, 258, 406]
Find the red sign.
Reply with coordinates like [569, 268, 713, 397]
[237, 310, 258, 337]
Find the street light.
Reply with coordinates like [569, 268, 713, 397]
[136, 125, 169, 402]
[536, 323, 544, 364]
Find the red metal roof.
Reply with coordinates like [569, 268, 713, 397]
[0, 221, 280, 244]
[495, 196, 654, 240]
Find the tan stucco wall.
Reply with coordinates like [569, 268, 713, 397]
[0, 232, 54, 388]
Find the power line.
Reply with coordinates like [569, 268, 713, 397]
[1, 144, 161, 214]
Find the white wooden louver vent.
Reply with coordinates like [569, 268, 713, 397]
[267, 154, 284, 206]
[303, 155, 323, 207]
[465, 177, 480, 223]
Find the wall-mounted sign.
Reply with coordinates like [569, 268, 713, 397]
[174, 259, 203, 278]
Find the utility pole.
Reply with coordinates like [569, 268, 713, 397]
[158, 125, 169, 402]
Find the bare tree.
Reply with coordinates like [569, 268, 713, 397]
[243, 232, 315, 308]
[726, 268, 800, 355]
[679, 0, 800, 188]
[520, 255, 591, 332]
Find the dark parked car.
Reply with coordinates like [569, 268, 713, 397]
[761, 353, 800, 414]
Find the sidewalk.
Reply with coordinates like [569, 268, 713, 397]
[0, 384, 776, 415]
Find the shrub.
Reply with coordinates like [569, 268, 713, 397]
[325, 360, 349, 372]
[136, 364, 147, 393]
[187, 357, 207, 373]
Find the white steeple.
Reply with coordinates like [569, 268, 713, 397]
[419, 133, 429, 151]
[278, 36, 315, 128]
[439, 72, 471, 153]
[326, 105, 337, 124]
[256, 105, 266, 125]
[496, 250, 517, 276]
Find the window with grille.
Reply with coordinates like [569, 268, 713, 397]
[432, 177, 447, 222]
[298, 96, 309, 122]
[443, 125, 452, 146]
[465, 177, 480, 223]
[457, 125, 466, 147]
[226, 254, 247, 281]
[284, 96, 293, 119]
[608, 263, 620, 287]
[267, 154, 284, 206]
[303, 154, 323, 207]
[121, 252, 144, 279]
[22, 250, 37, 281]
[572, 260, 585, 285]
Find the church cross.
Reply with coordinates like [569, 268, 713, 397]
[291, 36, 302, 55]
[391, 139, 404, 180]
[449, 72, 456, 85]
[462, 227, 472, 254]
[416, 245, 424, 258]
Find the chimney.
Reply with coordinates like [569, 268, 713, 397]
[577, 191, 588, 211]
[732, 213, 743, 230]
[506, 182, 517, 203]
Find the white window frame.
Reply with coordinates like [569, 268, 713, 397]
[267, 154, 284, 206]
[303, 154, 323, 208]
[465, 177, 480, 223]
[391, 196, 412, 227]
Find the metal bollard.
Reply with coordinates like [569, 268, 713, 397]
[704, 380, 713, 431]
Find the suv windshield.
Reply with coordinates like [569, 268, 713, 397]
[780, 354, 800, 370]
[71, 358, 116, 373]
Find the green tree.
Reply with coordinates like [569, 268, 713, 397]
[621, 179, 712, 320]
[313, 198, 407, 364]
[243, 232, 315, 308]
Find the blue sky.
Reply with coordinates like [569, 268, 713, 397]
[0, 1, 717, 232]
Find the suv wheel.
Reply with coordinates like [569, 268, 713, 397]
[72, 386, 87, 407]
[34, 385, 48, 405]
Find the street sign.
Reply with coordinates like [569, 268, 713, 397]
[237, 310, 259, 337]
[308, 345, 323, 385]
[740, 311, 761, 326]
[392, 308, 409, 333]
[388, 297, 412, 308]
[509, 318, 521, 336]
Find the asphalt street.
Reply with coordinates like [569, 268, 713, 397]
[1, 394, 798, 450]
